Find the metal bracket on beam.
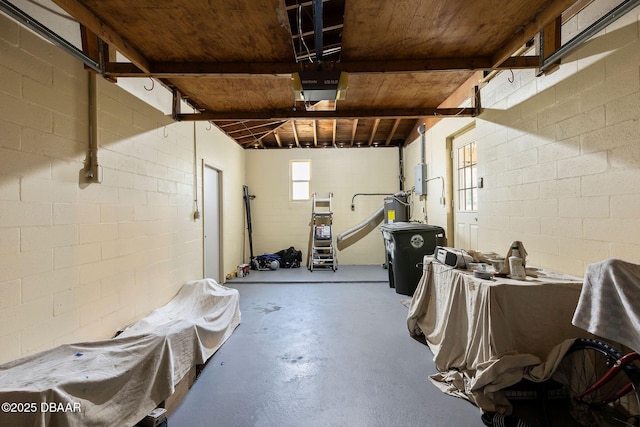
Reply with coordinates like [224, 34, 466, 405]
[539, 0, 640, 73]
[172, 88, 182, 121]
[473, 85, 482, 116]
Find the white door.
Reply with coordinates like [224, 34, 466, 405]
[203, 165, 222, 282]
[452, 128, 478, 251]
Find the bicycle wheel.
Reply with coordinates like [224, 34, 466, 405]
[553, 338, 640, 426]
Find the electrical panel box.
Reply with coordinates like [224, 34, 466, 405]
[414, 163, 428, 196]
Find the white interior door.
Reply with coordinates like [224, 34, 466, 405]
[452, 128, 478, 251]
[203, 164, 221, 282]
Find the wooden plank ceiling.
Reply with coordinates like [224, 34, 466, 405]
[52, 0, 580, 149]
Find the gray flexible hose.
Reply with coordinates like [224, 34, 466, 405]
[336, 207, 384, 244]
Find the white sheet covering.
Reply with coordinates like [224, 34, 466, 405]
[572, 258, 640, 354]
[0, 279, 241, 427]
[408, 258, 589, 413]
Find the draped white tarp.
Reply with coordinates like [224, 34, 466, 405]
[408, 258, 589, 413]
[573, 258, 640, 354]
[0, 279, 241, 427]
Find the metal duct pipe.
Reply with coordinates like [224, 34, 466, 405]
[337, 191, 410, 244]
[336, 207, 384, 244]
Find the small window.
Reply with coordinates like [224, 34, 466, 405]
[291, 160, 311, 200]
[457, 141, 477, 211]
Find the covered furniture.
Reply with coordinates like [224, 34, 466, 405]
[407, 257, 590, 413]
[0, 279, 241, 427]
[573, 258, 640, 354]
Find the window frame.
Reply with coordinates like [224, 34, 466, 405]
[456, 141, 478, 212]
[290, 160, 312, 201]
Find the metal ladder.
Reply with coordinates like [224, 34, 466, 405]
[309, 192, 337, 271]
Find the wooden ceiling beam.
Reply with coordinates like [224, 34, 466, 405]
[177, 107, 476, 121]
[491, 0, 578, 67]
[350, 119, 358, 147]
[225, 120, 286, 135]
[218, 120, 251, 128]
[332, 120, 337, 148]
[104, 56, 540, 78]
[273, 130, 283, 148]
[368, 119, 381, 146]
[51, 0, 151, 73]
[235, 131, 273, 141]
[405, 71, 483, 145]
[385, 119, 401, 146]
[291, 120, 301, 148]
[313, 120, 318, 147]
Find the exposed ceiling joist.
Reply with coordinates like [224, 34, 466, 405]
[385, 119, 401, 146]
[177, 108, 476, 121]
[51, 0, 151, 73]
[313, 120, 318, 147]
[274, 130, 283, 147]
[225, 120, 286, 135]
[350, 119, 358, 147]
[368, 118, 380, 146]
[332, 120, 337, 148]
[291, 121, 301, 147]
[491, 0, 579, 67]
[45, 0, 593, 150]
[104, 56, 540, 78]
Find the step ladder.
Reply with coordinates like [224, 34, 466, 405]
[309, 192, 337, 271]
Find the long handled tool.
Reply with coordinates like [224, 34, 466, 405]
[243, 185, 257, 270]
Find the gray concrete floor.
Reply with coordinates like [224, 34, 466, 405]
[169, 265, 486, 427]
[230, 264, 391, 284]
[168, 265, 582, 427]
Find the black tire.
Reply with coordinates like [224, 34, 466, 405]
[553, 338, 640, 426]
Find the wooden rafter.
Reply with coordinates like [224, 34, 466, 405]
[51, 0, 151, 72]
[103, 56, 540, 78]
[491, 0, 578, 67]
[273, 130, 282, 148]
[252, 121, 291, 145]
[385, 119, 401, 146]
[235, 130, 273, 141]
[332, 120, 337, 147]
[178, 107, 476, 121]
[219, 120, 251, 128]
[225, 120, 285, 135]
[313, 120, 318, 147]
[291, 120, 300, 148]
[368, 119, 380, 146]
[350, 119, 358, 146]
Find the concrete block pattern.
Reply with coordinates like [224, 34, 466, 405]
[21, 267, 77, 303]
[559, 196, 610, 218]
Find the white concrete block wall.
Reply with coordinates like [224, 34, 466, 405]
[195, 122, 247, 279]
[0, 15, 244, 364]
[245, 148, 400, 265]
[404, 0, 640, 277]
